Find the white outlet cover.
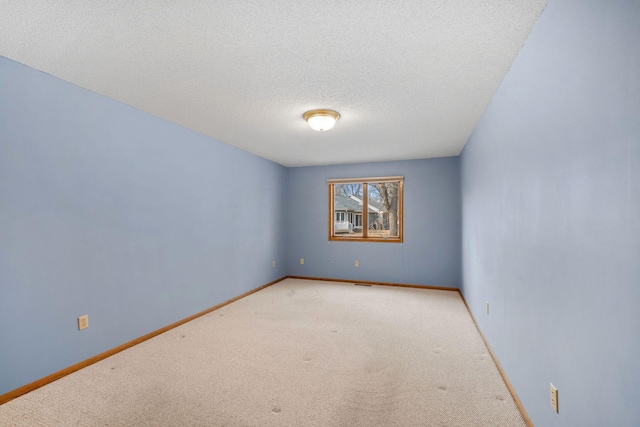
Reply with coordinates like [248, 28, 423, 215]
[550, 383, 559, 413]
[78, 315, 89, 330]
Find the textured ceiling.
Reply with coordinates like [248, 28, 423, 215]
[0, 1, 547, 167]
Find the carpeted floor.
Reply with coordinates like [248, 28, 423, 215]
[0, 278, 527, 426]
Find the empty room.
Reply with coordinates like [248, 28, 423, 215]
[0, 1, 638, 426]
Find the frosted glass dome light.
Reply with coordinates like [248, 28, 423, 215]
[303, 109, 340, 131]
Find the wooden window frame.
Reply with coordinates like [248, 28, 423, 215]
[328, 176, 404, 243]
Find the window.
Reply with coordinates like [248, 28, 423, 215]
[328, 176, 404, 242]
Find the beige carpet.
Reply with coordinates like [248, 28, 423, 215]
[0, 278, 527, 426]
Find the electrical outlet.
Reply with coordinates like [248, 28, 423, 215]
[78, 315, 89, 330]
[354, 260, 359, 267]
[550, 383, 559, 413]
[486, 301, 489, 314]
[300, 258, 304, 265]
[272, 260, 276, 267]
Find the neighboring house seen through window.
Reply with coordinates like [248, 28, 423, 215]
[328, 176, 404, 242]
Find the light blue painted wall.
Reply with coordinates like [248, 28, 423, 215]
[286, 158, 461, 287]
[460, 0, 640, 426]
[0, 56, 287, 396]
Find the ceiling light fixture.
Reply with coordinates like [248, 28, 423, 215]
[303, 109, 340, 131]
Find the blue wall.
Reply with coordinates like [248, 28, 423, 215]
[0, 56, 287, 396]
[460, 0, 640, 426]
[286, 158, 461, 287]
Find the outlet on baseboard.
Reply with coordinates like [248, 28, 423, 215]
[300, 258, 304, 265]
[78, 315, 89, 330]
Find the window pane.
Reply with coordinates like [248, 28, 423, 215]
[367, 182, 400, 238]
[329, 177, 402, 242]
[333, 183, 363, 237]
